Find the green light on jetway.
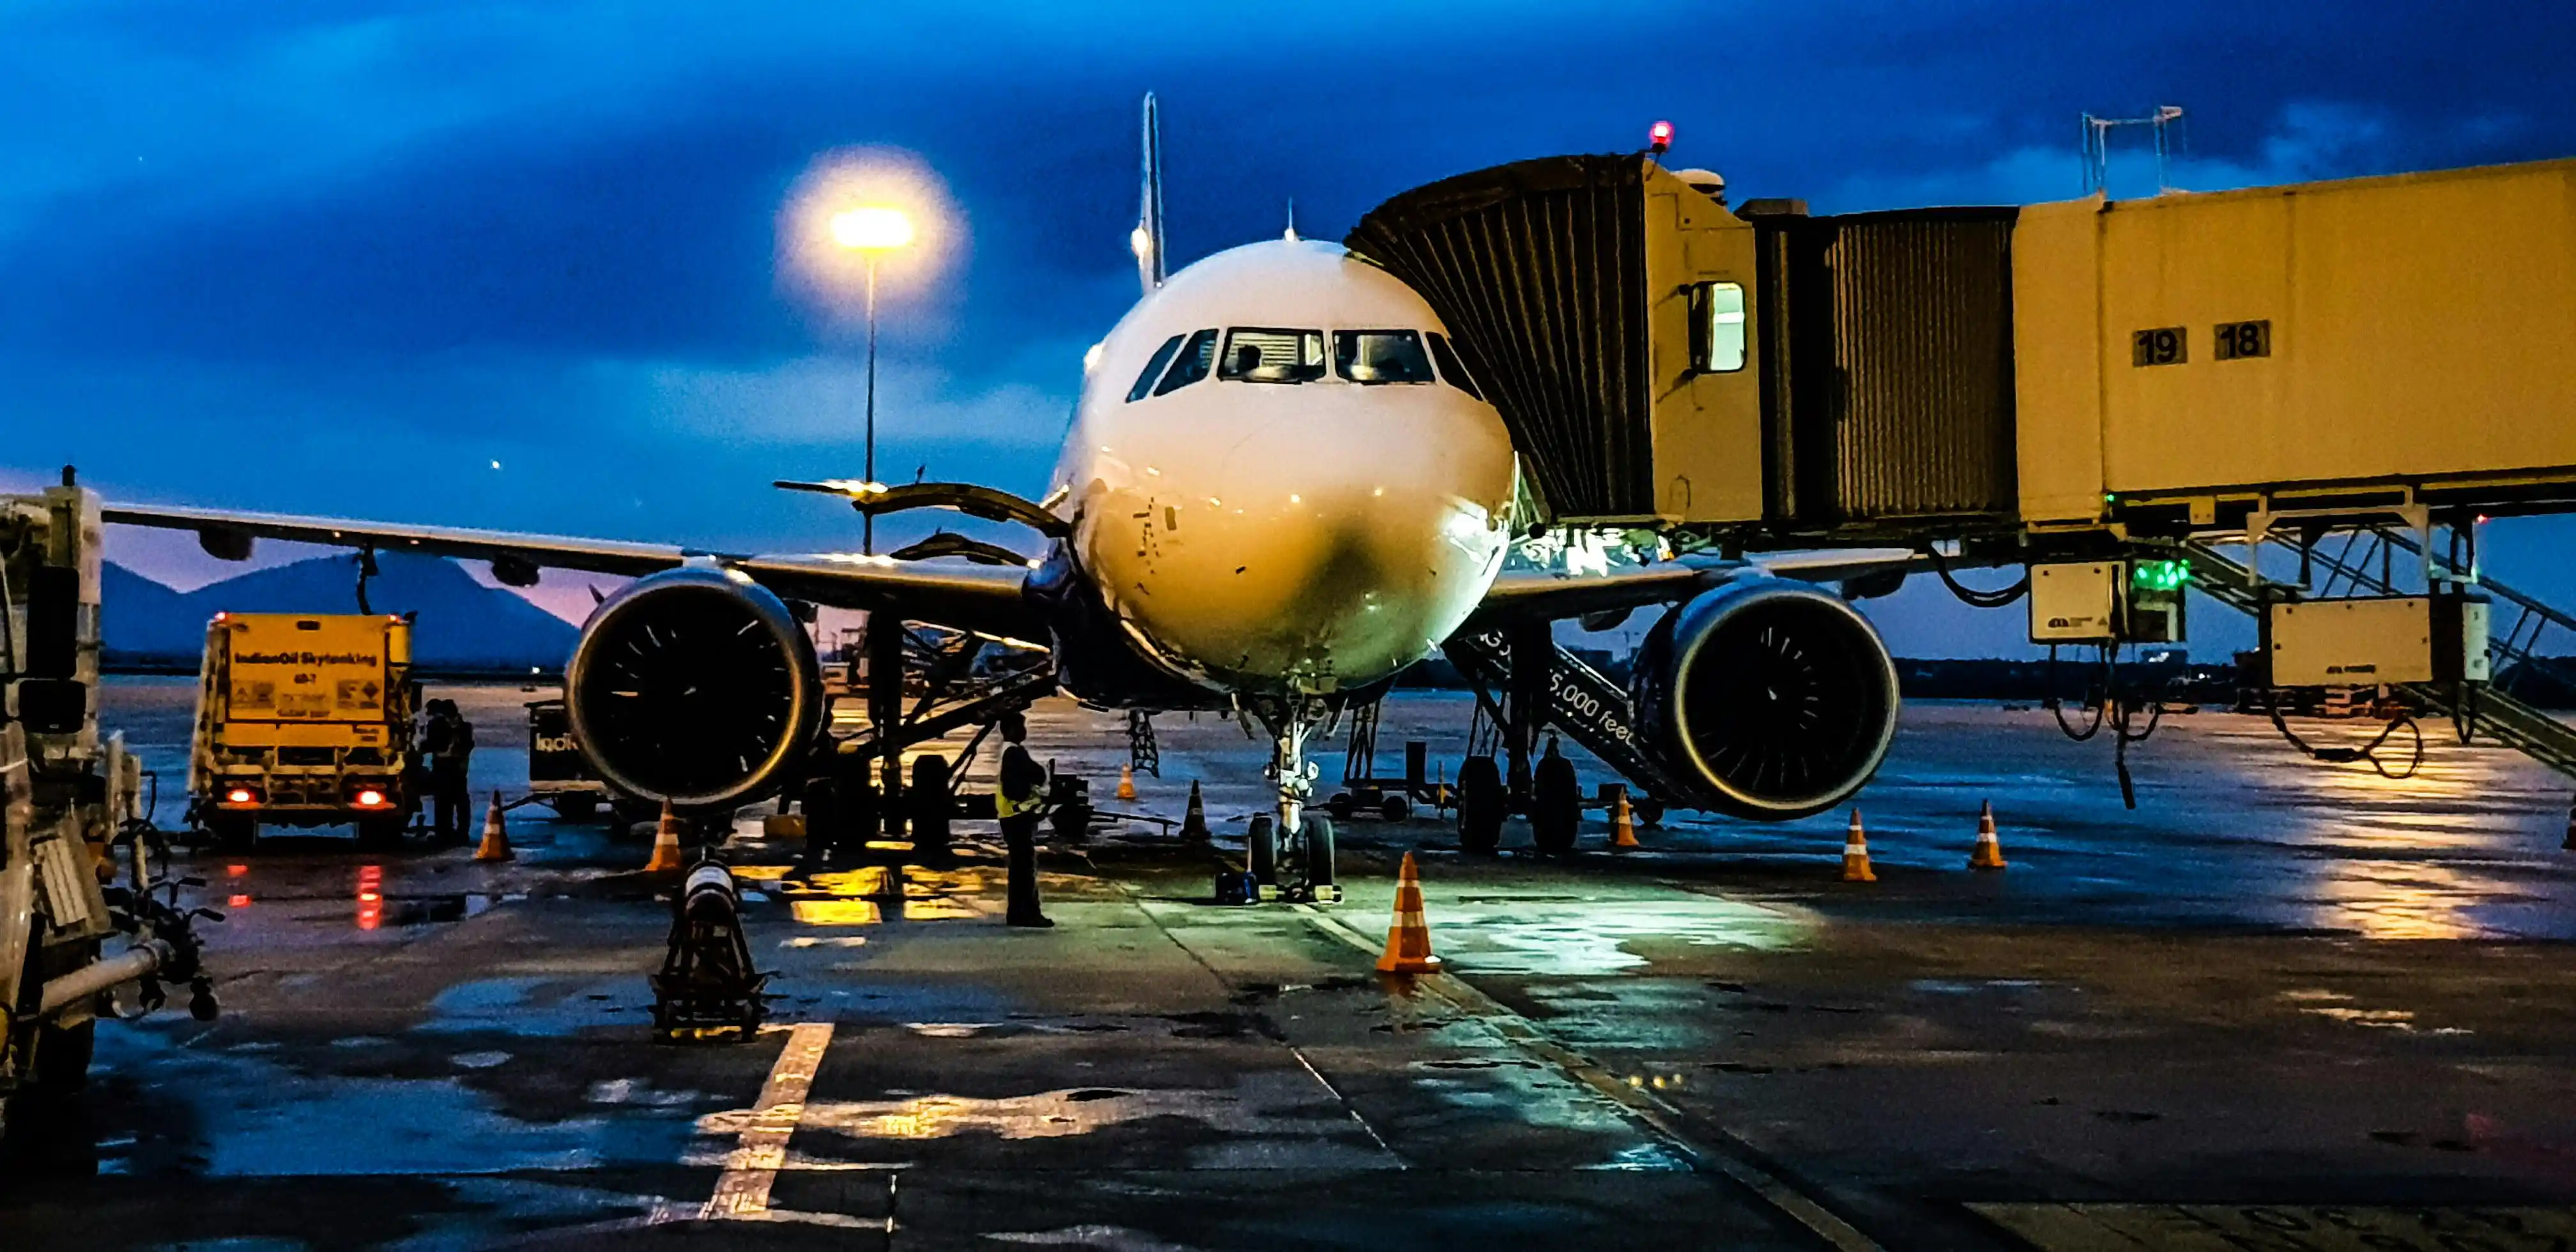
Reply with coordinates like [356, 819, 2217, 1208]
[2132, 559, 2190, 593]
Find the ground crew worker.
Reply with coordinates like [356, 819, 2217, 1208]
[431, 699, 475, 844]
[1533, 733, 1579, 857]
[420, 700, 457, 841]
[995, 714, 1051, 928]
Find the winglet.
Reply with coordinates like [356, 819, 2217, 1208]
[1132, 91, 1166, 293]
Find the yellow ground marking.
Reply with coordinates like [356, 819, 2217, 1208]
[700, 1021, 835, 1221]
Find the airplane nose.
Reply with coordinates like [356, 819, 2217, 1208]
[1187, 421, 1510, 692]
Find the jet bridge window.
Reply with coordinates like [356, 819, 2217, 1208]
[1151, 328, 1219, 396]
[1219, 328, 1326, 383]
[1687, 280, 1747, 374]
[1425, 332, 1484, 401]
[1126, 334, 1186, 402]
[1333, 330, 1434, 384]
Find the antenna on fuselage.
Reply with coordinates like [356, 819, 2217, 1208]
[1131, 92, 1167, 293]
[1284, 197, 1297, 242]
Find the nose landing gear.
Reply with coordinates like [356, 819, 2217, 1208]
[1257, 702, 1339, 905]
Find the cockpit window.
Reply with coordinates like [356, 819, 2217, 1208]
[1219, 328, 1326, 383]
[1333, 330, 1434, 384]
[1151, 328, 1218, 396]
[1126, 334, 1184, 402]
[1425, 332, 1485, 401]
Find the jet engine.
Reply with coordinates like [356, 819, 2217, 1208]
[565, 565, 823, 810]
[1634, 579, 1899, 820]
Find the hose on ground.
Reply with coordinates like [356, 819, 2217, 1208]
[2264, 692, 2425, 779]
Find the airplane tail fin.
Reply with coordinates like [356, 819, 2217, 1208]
[1133, 92, 1166, 293]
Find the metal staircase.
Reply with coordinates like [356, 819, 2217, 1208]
[1442, 631, 1706, 807]
[2175, 535, 2576, 780]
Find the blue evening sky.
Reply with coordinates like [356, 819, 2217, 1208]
[4, 2, 2572, 655]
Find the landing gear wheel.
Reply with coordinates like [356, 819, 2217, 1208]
[1247, 814, 1278, 889]
[1456, 756, 1503, 856]
[1301, 814, 1336, 901]
[1634, 798, 1666, 828]
[356, 814, 408, 850]
[30, 1018, 95, 1094]
[204, 813, 256, 852]
[1326, 792, 1354, 821]
[1381, 795, 1411, 823]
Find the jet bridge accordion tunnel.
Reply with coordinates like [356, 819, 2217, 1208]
[1346, 154, 2022, 542]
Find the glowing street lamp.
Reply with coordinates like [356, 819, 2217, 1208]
[832, 205, 915, 555]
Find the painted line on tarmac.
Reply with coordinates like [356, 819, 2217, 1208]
[1293, 903, 1883, 1252]
[701, 1020, 836, 1221]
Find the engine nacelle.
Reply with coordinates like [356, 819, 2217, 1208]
[565, 565, 823, 811]
[1635, 579, 1899, 820]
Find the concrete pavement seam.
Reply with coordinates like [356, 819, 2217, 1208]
[1105, 874, 1411, 1168]
[1291, 902, 1885, 1252]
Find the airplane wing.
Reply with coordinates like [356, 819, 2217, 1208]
[1465, 547, 2004, 628]
[100, 503, 1043, 641]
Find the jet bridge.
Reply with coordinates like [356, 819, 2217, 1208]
[1347, 154, 2576, 549]
[1351, 153, 2576, 790]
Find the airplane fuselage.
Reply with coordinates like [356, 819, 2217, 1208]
[1046, 239, 1520, 705]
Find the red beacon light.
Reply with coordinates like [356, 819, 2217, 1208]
[1648, 120, 1675, 155]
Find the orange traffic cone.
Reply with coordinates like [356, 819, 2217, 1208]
[1841, 809, 1875, 882]
[1375, 851, 1442, 974]
[1968, 800, 2008, 871]
[1117, 763, 1137, 801]
[645, 801, 686, 873]
[1609, 790, 1640, 850]
[1181, 781, 1211, 842]
[473, 790, 514, 862]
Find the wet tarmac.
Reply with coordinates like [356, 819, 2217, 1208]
[8, 681, 2576, 1249]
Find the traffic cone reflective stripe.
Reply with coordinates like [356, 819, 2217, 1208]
[1610, 791, 1640, 850]
[645, 801, 686, 873]
[1968, 800, 2008, 871]
[1117, 763, 1137, 801]
[473, 790, 514, 862]
[1841, 809, 1874, 882]
[1375, 851, 1441, 973]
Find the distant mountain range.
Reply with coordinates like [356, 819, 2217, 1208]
[103, 551, 579, 675]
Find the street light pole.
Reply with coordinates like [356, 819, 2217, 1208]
[863, 255, 879, 557]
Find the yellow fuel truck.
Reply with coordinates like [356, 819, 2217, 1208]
[189, 613, 418, 848]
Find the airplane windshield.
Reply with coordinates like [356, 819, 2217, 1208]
[1425, 332, 1484, 401]
[1151, 329, 1219, 396]
[1219, 328, 1325, 383]
[1127, 334, 1185, 402]
[1333, 330, 1434, 384]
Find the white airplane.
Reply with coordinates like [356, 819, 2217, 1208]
[105, 96, 1915, 888]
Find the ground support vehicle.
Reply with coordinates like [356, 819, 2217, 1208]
[2, 472, 216, 1137]
[526, 696, 645, 823]
[188, 613, 419, 848]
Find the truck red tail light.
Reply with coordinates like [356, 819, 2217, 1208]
[222, 787, 259, 806]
